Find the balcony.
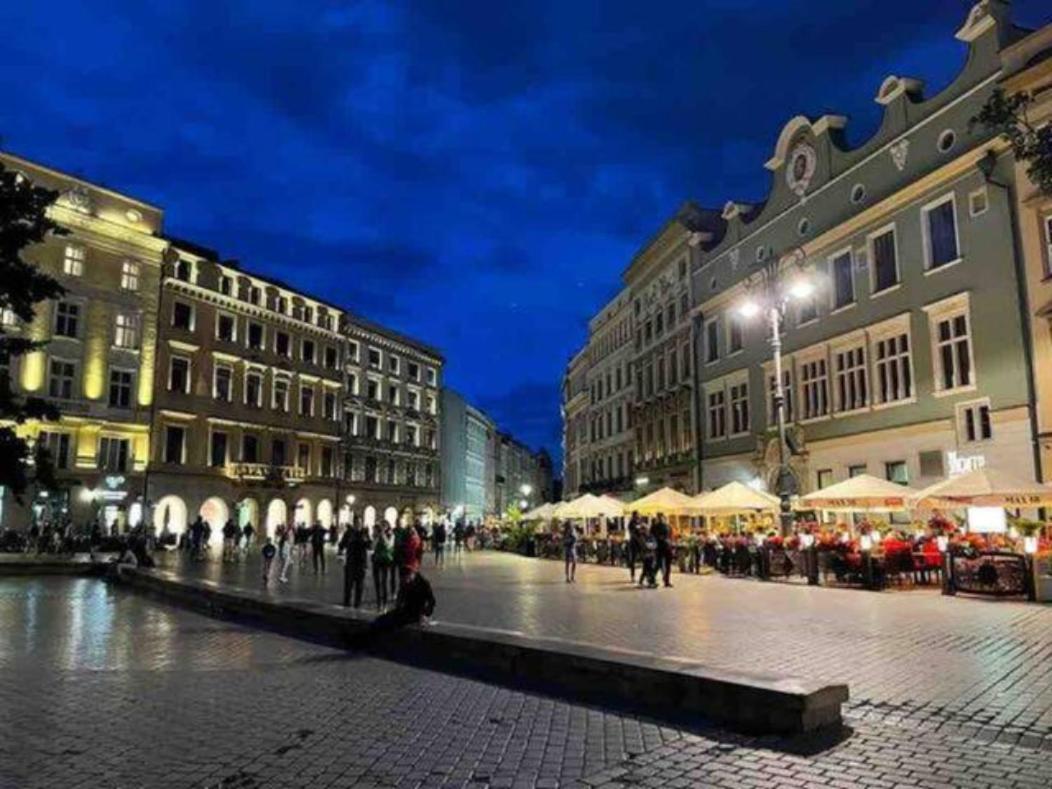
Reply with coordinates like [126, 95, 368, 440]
[230, 463, 305, 485]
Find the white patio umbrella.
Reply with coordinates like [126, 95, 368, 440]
[693, 481, 780, 515]
[558, 493, 623, 519]
[629, 487, 702, 517]
[522, 503, 557, 521]
[798, 474, 918, 512]
[911, 468, 1052, 509]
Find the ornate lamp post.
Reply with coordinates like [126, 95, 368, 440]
[736, 248, 814, 537]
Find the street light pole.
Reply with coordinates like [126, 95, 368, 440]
[768, 304, 793, 537]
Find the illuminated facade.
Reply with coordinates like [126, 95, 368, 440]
[560, 347, 590, 498]
[148, 241, 346, 540]
[341, 318, 444, 529]
[0, 152, 165, 530]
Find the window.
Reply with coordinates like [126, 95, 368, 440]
[348, 341, 360, 363]
[833, 344, 867, 413]
[63, 245, 85, 277]
[729, 381, 750, 435]
[272, 439, 286, 467]
[214, 365, 232, 402]
[922, 194, 960, 270]
[247, 322, 264, 350]
[886, 461, 909, 485]
[38, 431, 71, 469]
[324, 346, 338, 369]
[870, 226, 899, 293]
[248, 285, 261, 305]
[407, 361, 420, 381]
[164, 426, 185, 464]
[849, 464, 867, 478]
[705, 320, 719, 363]
[386, 420, 398, 443]
[216, 314, 236, 342]
[346, 412, 359, 436]
[346, 372, 359, 396]
[168, 357, 190, 393]
[768, 370, 794, 425]
[388, 385, 400, 406]
[174, 259, 193, 282]
[727, 314, 743, 354]
[873, 332, 912, 405]
[969, 188, 988, 218]
[98, 437, 129, 472]
[297, 443, 311, 471]
[107, 369, 133, 408]
[54, 302, 80, 338]
[426, 367, 437, 386]
[388, 355, 400, 373]
[932, 310, 973, 392]
[301, 339, 315, 364]
[800, 357, 829, 420]
[366, 416, 379, 439]
[798, 294, 818, 325]
[406, 424, 418, 446]
[245, 371, 263, 407]
[275, 331, 290, 357]
[210, 431, 228, 467]
[273, 378, 289, 412]
[321, 446, 334, 477]
[816, 468, 833, 489]
[48, 359, 76, 399]
[831, 250, 854, 310]
[121, 260, 140, 291]
[324, 391, 337, 420]
[407, 389, 420, 410]
[655, 312, 664, 337]
[114, 313, 139, 349]
[959, 400, 993, 443]
[172, 301, 194, 331]
[218, 275, 233, 296]
[368, 348, 381, 370]
[367, 378, 380, 401]
[241, 434, 259, 464]
[275, 296, 288, 315]
[299, 386, 314, 416]
[706, 389, 726, 440]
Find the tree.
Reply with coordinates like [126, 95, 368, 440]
[0, 161, 66, 500]
[972, 88, 1052, 197]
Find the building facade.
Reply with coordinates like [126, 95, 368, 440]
[149, 242, 345, 541]
[0, 152, 165, 531]
[692, 2, 1040, 495]
[494, 432, 551, 516]
[341, 318, 443, 530]
[440, 387, 496, 521]
[560, 347, 590, 498]
[0, 152, 445, 535]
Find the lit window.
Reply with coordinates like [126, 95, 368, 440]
[63, 245, 85, 277]
[114, 313, 139, 350]
[121, 260, 140, 291]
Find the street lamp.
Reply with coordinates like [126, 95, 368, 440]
[736, 248, 815, 537]
[519, 484, 533, 497]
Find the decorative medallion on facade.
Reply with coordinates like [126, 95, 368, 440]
[61, 187, 93, 214]
[785, 143, 817, 197]
[890, 139, 910, 172]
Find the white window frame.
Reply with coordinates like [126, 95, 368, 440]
[273, 376, 291, 412]
[924, 292, 976, 397]
[725, 312, 744, 356]
[830, 336, 869, 415]
[168, 355, 191, 394]
[215, 312, 237, 343]
[171, 300, 195, 332]
[956, 398, 993, 445]
[828, 247, 855, 313]
[921, 192, 962, 274]
[120, 260, 140, 291]
[213, 363, 233, 402]
[209, 429, 229, 468]
[704, 318, 719, 364]
[53, 300, 81, 339]
[244, 369, 264, 408]
[63, 244, 85, 277]
[968, 187, 989, 218]
[704, 382, 727, 442]
[869, 315, 915, 409]
[47, 357, 78, 399]
[164, 425, 187, 464]
[797, 349, 830, 423]
[727, 372, 750, 437]
[867, 223, 901, 297]
[299, 384, 315, 417]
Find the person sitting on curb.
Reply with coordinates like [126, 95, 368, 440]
[369, 567, 436, 634]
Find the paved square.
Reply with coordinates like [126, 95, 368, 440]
[159, 548, 1052, 743]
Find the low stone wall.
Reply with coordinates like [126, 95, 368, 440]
[114, 567, 848, 736]
[0, 555, 107, 576]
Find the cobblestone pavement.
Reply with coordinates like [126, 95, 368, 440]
[4, 576, 1052, 789]
[158, 548, 1052, 744]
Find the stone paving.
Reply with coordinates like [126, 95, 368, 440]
[157, 547, 1052, 745]
[4, 576, 1052, 788]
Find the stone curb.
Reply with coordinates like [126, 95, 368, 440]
[114, 566, 848, 736]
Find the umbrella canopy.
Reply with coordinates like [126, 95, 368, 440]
[693, 481, 781, 515]
[799, 474, 918, 511]
[911, 468, 1052, 509]
[522, 503, 557, 521]
[557, 493, 624, 519]
[629, 487, 701, 516]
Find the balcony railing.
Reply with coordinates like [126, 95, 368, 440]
[230, 463, 305, 485]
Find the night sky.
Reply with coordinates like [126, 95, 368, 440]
[1, 1, 1047, 469]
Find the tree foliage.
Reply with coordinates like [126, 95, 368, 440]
[0, 161, 66, 499]
[972, 88, 1052, 197]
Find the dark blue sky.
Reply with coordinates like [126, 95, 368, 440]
[1, 1, 1046, 467]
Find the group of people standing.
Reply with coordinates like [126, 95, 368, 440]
[560, 511, 675, 588]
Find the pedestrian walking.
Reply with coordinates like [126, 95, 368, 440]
[432, 520, 447, 567]
[341, 520, 369, 608]
[651, 514, 674, 588]
[372, 524, 394, 609]
[221, 518, 237, 562]
[562, 520, 578, 583]
[452, 521, 464, 556]
[626, 512, 643, 583]
[278, 525, 294, 584]
[261, 536, 276, 586]
[310, 521, 327, 574]
[242, 521, 255, 554]
[640, 526, 658, 588]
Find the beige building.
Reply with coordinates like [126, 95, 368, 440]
[0, 152, 165, 530]
[149, 241, 346, 540]
[341, 318, 443, 529]
[560, 346, 590, 497]
[1003, 23, 1052, 482]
